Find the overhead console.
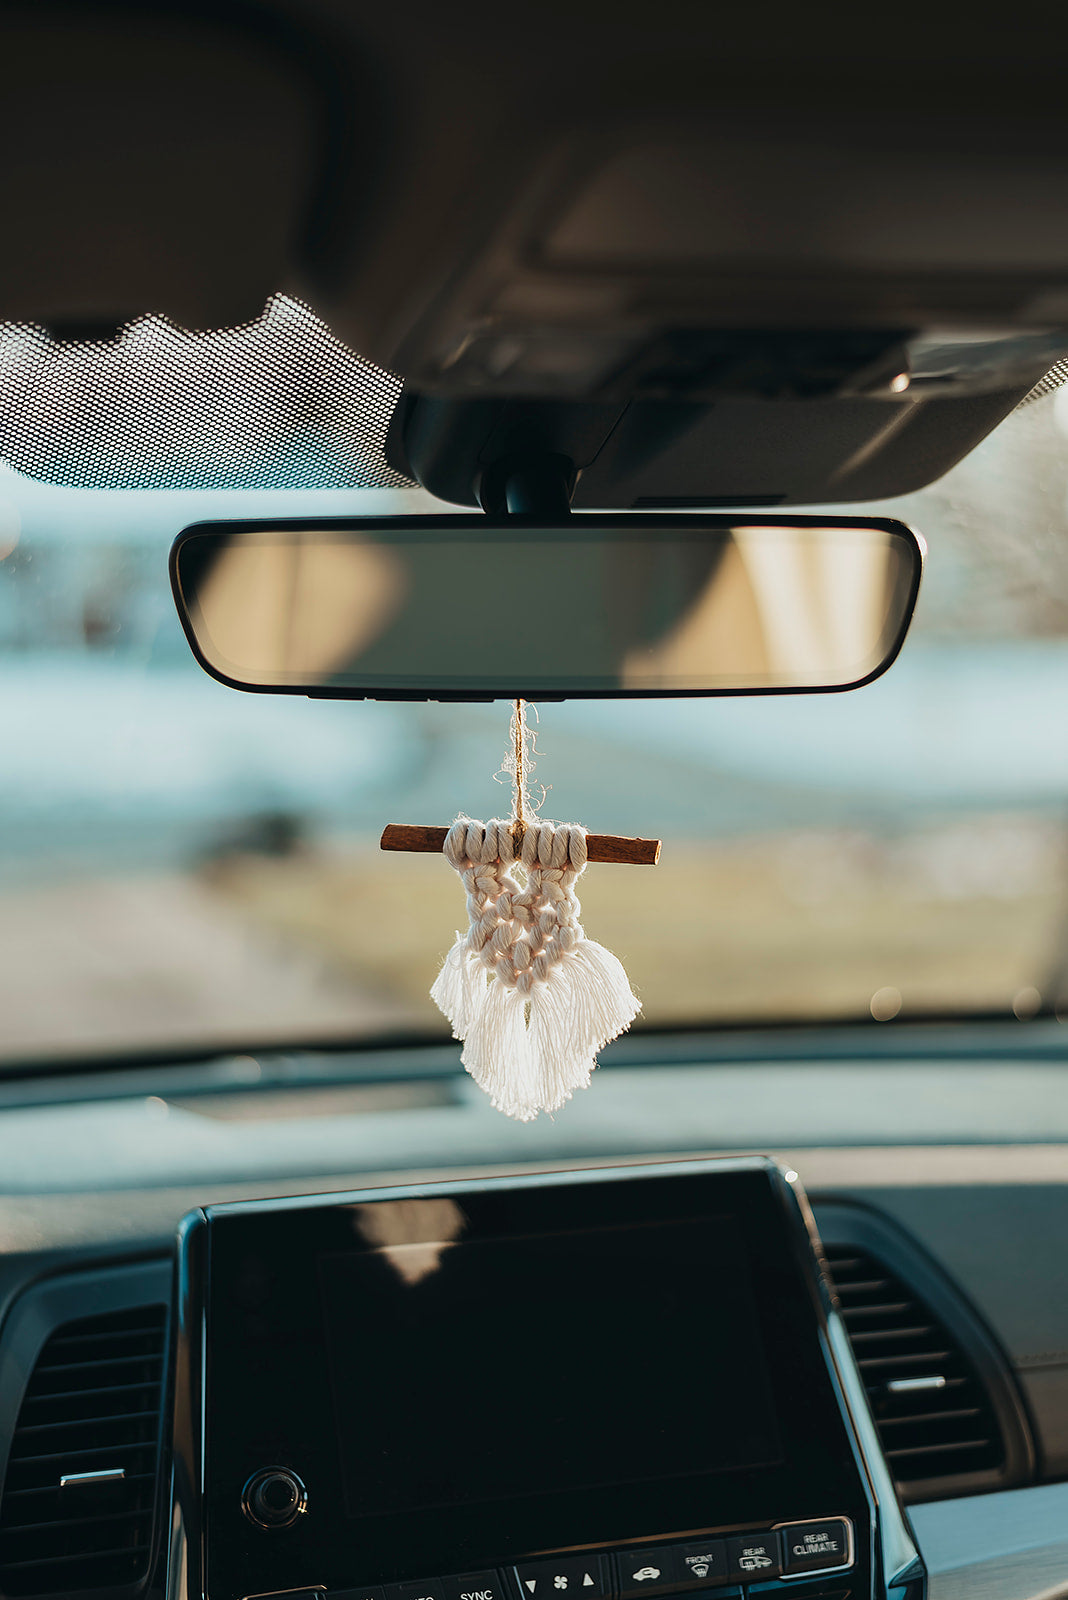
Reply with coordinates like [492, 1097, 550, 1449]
[170, 1159, 924, 1600]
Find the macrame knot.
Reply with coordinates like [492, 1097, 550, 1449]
[431, 816, 640, 1121]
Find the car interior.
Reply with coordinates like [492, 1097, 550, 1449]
[2, 5, 1068, 1600]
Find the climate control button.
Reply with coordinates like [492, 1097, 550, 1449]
[726, 1534, 781, 1580]
[443, 1575, 508, 1600]
[515, 1556, 609, 1600]
[675, 1541, 730, 1587]
[388, 1582, 448, 1600]
[617, 1549, 683, 1597]
[779, 1520, 853, 1574]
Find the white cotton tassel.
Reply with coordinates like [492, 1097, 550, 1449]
[463, 980, 541, 1121]
[431, 817, 641, 1121]
[429, 936, 484, 1038]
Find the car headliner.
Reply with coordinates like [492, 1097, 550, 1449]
[2, 1, 1068, 508]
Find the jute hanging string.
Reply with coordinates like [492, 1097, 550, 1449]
[380, 701, 660, 1121]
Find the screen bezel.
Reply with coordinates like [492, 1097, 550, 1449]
[192, 1160, 881, 1600]
[168, 513, 925, 703]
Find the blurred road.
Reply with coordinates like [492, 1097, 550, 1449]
[0, 873, 412, 1060]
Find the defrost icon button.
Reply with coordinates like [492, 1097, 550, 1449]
[674, 1541, 729, 1587]
[725, 1534, 781, 1580]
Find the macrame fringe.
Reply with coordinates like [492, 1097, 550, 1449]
[432, 935, 639, 1121]
[430, 818, 641, 1121]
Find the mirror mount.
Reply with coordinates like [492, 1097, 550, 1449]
[387, 390, 618, 511]
[479, 452, 577, 517]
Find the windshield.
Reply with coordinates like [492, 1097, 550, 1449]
[1, 390, 1066, 1066]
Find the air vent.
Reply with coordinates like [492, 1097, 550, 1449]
[0, 1303, 167, 1596]
[823, 1243, 1003, 1489]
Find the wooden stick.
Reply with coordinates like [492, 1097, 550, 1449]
[380, 823, 661, 866]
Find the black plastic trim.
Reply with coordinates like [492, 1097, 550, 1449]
[810, 1201, 1036, 1504]
[168, 1211, 208, 1600]
[0, 1259, 172, 1600]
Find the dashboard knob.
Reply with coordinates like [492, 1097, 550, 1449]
[241, 1467, 308, 1529]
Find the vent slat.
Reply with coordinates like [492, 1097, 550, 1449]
[839, 1301, 914, 1319]
[27, 1362, 163, 1398]
[33, 1338, 162, 1358]
[824, 1243, 1003, 1489]
[846, 1324, 937, 1345]
[884, 1437, 994, 1461]
[32, 1353, 163, 1378]
[3, 1489, 157, 1530]
[0, 1303, 166, 1596]
[824, 1254, 866, 1272]
[24, 1378, 160, 1403]
[51, 1309, 162, 1338]
[3, 1472, 156, 1503]
[2, 1505, 149, 1542]
[49, 1322, 162, 1344]
[856, 1349, 954, 1371]
[7, 1438, 158, 1468]
[17, 1408, 160, 1437]
[0, 1544, 149, 1574]
[878, 1407, 982, 1428]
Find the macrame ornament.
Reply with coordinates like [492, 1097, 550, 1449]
[380, 701, 661, 1121]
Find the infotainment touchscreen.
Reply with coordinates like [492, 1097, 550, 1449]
[186, 1160, 916, 1600]
[319, 1216, 781, 1520]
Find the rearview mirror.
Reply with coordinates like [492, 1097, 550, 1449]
[170, 514, 923, 700]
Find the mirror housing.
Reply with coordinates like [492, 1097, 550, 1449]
[170, 513, 924, 702]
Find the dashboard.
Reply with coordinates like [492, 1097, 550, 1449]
[0, 1046, 1064, 1600]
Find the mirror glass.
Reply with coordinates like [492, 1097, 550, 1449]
[171, 514, 923, 699]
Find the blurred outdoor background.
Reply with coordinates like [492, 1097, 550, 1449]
[1, 383, 1068, 1061]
